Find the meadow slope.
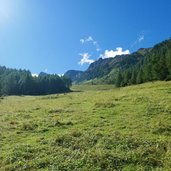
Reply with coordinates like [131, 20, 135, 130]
[0, 81, 171, 170]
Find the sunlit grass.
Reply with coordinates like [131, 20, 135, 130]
[0, 81, 171, 170]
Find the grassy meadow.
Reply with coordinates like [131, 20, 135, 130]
[0, 81, 171, 170]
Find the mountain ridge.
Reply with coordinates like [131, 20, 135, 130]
[65, 38, 171, 85]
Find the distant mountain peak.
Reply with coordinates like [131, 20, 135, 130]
[64, 70, 83, 82]
[65, 38, 171, 84]
[39, 72, 49, 76]
[137, 47, 152, 56]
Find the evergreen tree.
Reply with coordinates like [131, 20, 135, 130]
[158, 57, 169, 80]
[136, 69, 143, 84]
[115, 38, 171, 87]
[0, 66, 71, 95]
[130, 68, 137, 84]
[115, 71, 123, 87]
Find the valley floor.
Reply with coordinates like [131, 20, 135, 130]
[0, 81, 171, 170]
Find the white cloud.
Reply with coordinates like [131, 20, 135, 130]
[93, 41, 97, 45]
[96, 48, 101, 52]
[80, 36, 101, 52]
[86, 36, 93, 42]
[79, 53, 95, 66]
[32, 73, 38, 77]
[100, 47, 130, 59]
[132, 34, 145, 47]
[80, 36, 94, 44]
[44, 68, 48, 73]
[138, 35, 144, 42]
[58, 73, 64, 77]
[80, 39, 85, 44]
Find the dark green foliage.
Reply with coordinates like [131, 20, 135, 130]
[64, 70, 83, 82]
[0, 66, 71, 95]
[66, 38, 171, 86]
[130, 68, 137, 84]
[67, 52, 144, 84]
[115, 71, 123, 87]
[116, 38, 171, 87]
[136, 68, 144, 84]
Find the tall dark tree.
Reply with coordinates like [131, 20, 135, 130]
[136, 69, 143, 84]
[115, 38, 171, 88]
[130, 68, 137, 85]
[0, 66, 72, 95]
[115, 71, 123, 87]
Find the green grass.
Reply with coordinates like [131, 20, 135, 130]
[0, 81, 171, 170]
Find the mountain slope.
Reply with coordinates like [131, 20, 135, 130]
[1, 81, 171, 170]
[64, 70, 83, 82]
[79, 52, 145, 82]
[65, 38, 171, 85]
[115, 38, 171, 87]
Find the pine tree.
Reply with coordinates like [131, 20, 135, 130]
[130, 68, 137, 85]
[136, 69, 143, 84]
[115, 71, 123, 87]
[158, 57, 169, 80]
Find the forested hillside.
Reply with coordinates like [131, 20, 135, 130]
[0, 66, 71, 95]
[1, 38, 170, 95]
[64, 70, 83, 83]
[74, 52, 145, 84]
[65, 38, 171, 86]
[116, 38, 171, 87]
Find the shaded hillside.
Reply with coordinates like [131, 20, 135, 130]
[39, 72, 49, 77]
[64, 70, 83, 82]
[116, 38, 171, 87]
[137, 47, 152, 56]
[65, 51, 146, 84]
[65, 38, 171, 85]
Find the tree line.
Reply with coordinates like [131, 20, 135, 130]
[0, 66, 72, 95]
[115, 38, 171, 87]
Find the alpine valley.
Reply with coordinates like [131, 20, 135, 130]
[65, 38, 171, 86]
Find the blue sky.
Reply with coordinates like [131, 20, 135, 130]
[0, 0, 171, 75]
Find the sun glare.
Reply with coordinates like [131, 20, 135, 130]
[0, 0, 11, 24]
